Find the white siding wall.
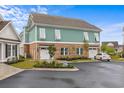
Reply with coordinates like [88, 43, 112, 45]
[0, 24, 19, 40]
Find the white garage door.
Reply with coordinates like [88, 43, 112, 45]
[40, 48, 50, 60]
[89, 48, 98, 58]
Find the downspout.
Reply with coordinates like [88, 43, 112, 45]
[35, 25, 38, 60]
[24, 27, 26, 58]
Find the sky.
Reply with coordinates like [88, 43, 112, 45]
[0, 5, 124, 44]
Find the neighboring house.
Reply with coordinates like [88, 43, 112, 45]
[118, 45, 123, 52]
[102, 41, 120, 52]
[0, 15, 21, 62]
[20, 13, 101, 60]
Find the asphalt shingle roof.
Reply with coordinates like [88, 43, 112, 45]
[31, 13, 101, 31]
[0, 21, 10, 31]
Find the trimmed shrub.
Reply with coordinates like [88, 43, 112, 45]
[18, 55, 25, 62]
[33, 60, 74, 68]
[57, 56, 91, 61]
[111, 55, 120, 59]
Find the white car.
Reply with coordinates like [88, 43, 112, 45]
[94, 53, 111, 61]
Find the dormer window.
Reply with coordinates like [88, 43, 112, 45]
[94, 33, 99, 41]
[84, 32, 89, 41]
[55, 29, 61, 40]
[39, 28, 46, 39]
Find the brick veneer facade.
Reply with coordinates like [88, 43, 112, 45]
[24, 42, 100, 60]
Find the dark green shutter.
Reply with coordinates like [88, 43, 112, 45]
[5, 44, 8, 58]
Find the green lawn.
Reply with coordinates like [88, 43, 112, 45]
[113, 58, 124, 62]
[10, 59, 38, 69]
[111, 55, 124, 62]
[10, 58, 95, 69]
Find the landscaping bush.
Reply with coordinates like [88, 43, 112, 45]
[57, 56, 69, 60]
[33, 60, 74, 68]
[81, 56, 91, 60]
[57, 56, 91, 61]
[111, 55, 120, 59]
[26, 54, 32, 58]
[18, 55, 25, 62]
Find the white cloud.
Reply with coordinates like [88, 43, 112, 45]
[98, 22, 124, 44]
[30, 6, 48, 14]
[0, 5, 48, 33]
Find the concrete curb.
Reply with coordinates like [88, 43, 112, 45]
[27, 67, 79, 71]
[66, 60, 102, 63]
[0, 69, 24, 80]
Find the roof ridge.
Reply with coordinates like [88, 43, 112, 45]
[31, 13, 84, 22]
[30, 13, 101, 31]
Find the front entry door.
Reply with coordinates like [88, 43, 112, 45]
[40, 48, 50, 60]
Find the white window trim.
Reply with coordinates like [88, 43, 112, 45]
[55, 29, 61, 40]
[94, 33, 99, 41]
[77, 48, 82, 55]
[61, 48, 68, 56]
[39, 28, 46, 39]
[84, 32, 89, 41]
[6, 44, 17, 57]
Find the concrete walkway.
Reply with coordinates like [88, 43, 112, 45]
[0, 63, 24, 80]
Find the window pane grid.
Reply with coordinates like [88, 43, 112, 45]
[94, 33, 99, 41]
[84, 32, 89, 41]
[39, 28, 46, 39]
[61, 48, 68, 56]
[55, 29, 61, 40]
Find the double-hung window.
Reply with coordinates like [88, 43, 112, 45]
[55, 29, 61, 40]
[6, 44, 11, 58]
[76, 48, 83, 55]
[6, 44, 17, 58]
[94, 33, 99, 41]
[12, 45, 17, 56]
[84, 32, 89, 41]
[61, 48, 68, 56]
[39, 28, 46, 39]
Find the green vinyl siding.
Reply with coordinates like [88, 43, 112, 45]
[25, 31, 29, 43]
[28, 27, 36, 42]
[37, 26, 55, 41]
[27, 25, 100, 43]
[61, 29, 84, 42]
[37, 26, 85, 42]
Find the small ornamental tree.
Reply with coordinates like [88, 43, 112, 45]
[83, 40, 89, 58]
[48, 45, 56, 60]
[101, 44, 107, 52]
[101, 44, 116, 55]
[106, 47, 116, 55]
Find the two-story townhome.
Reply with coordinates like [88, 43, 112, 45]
[20, 13, 101, 60]
[0, 14, 21, 62]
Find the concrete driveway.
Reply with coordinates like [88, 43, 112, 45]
[0, 62, 124, 88]
[0, 63, 23, 80]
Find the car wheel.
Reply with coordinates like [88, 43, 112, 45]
[108, 59, 110, 62]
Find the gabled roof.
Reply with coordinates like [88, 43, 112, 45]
[0, 14, 21, 42]
[30, 13, 101, 32]
[0, 21, 10, 31]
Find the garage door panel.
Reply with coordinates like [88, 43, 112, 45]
[89, 48, 98, 58]
[40, 49, 50, 60]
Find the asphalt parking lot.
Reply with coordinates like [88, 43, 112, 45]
[1, 62, 124, 88]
